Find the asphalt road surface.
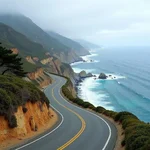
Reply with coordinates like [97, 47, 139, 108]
[14, 74, 117, 150]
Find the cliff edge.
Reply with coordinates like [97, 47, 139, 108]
[0, 75, 57, 149]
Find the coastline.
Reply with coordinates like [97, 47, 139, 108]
[70, 52, 96, 101]
[71, 52, 97, 104]
[70, 51, 98, 66]
[73, 55, 108, 109]
[71, 50, 132, 114]
[60, 74, 124, 150]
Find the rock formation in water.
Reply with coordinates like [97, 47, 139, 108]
[99, 73, 107, 79]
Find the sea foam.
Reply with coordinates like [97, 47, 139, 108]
[77, 77, 115, 110]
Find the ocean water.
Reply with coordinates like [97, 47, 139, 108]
[71, 46, 150, 122]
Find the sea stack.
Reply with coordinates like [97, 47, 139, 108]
[99, 73, 107, 79]
[79, 70, 93, 78]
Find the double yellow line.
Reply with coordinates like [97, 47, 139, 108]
[51, 81, 86, 150]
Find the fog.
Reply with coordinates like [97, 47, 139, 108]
[0, 0, 150, 46]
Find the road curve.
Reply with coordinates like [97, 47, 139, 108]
[14, 74, 117, 150]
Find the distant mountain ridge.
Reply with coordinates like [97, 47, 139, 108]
[0, 22, 47, 59]
[75, 39, 100, 49]
[0, 22, 78, 80]
[47, 31, 90, 56]
[0, 14, 69, 54]
[0, 14, 84, 63]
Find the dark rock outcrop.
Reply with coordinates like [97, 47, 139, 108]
[99, 73, 107, 79]
[79, 71, 93, 78]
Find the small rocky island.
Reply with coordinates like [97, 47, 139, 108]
[98, 73, 107, 79]
[79, 70, 93, 78]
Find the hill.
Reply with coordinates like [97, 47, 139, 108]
[0, 14, 83, 63]
[76, 39, 100, 49]
[0, 14, 70, 54]
[47, 31, 90, 56]
[0, 74, 50, 128]
[0, 23, 47, 59]
[0, 23, 79, 82]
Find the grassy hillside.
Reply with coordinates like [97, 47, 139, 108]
[0, 23, 47, 59]
[0, 14, 70, 54]
[47, 31, 90, 55]
[0, 75, 49, 128]
[21, 57, 37, 72]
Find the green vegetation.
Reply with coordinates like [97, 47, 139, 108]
[60, 75, 150, 150]
[0, 44, 26, 76]
[21, 57, 37, 73]
[0, 15, 70, 54]
[115, 112, 150, 150]
[0, 23, 47, 59]
[0, 75, 50, 128]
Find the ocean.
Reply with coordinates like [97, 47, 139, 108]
[71, 46, 150, 122]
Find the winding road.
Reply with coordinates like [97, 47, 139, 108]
[15, 74, 117, 150]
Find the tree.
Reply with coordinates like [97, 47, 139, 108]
[0, 43, 26, 76]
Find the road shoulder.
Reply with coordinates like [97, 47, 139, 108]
[0, 108, 58, 150]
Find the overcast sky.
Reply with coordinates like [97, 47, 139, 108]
[0, 0, 150, 46]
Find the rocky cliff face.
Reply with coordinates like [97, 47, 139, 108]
[26, 56, 36, 64]
[27, 68, 44, 80]
[24, 50, 79, 95]
[11, 48, 19, 54]
[27, 68, 52, 88]
[25, 54, 77, 88]
[33, 57, 39, 62]
[0, 101, 52, 142]
[54, 50, 83, 64]
[15, 47, 81, 82]
[40, 57, 53, 65]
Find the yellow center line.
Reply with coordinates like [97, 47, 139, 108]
[51, 80, 86, 150]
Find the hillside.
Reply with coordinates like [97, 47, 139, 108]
[0, 25, 78, 85]
[0, 14, 70, 53]
[0, 74, 58, 148]
[76, 39, 100, 49]
[0, 74, 50, 128]
[0, 23, 47, 59]
[0, 14, 83, 63]
[47, 31, 90, 56]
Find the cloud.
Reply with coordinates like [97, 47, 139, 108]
[0, 0, 150, 46]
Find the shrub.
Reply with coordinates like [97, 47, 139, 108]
[121, 139, 125, 147]
[82, 101, 95, 109]
[115, 111, 138, 122]
[141, 139, 150, 150]
[22, 107, 28, 113]
[95, 106, 106, 113]
[127, 136, 149, 150]
[8, 115, 17, 128]
[103, 110, 117, 119]
[0, 75, 50, 128]
[122, 118, 141, 129]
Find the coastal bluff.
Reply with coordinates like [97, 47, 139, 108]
[0, 102, 53, 142]
[0, 75, 57, 149]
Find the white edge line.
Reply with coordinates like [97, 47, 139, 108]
[57, 77, 112, 150]
[20, 73, 112, 150]
[15, 105, 64, 150]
